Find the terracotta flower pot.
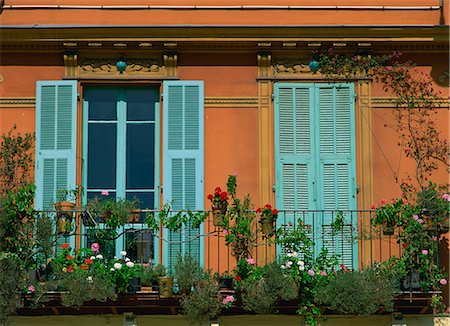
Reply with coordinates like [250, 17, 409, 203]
[158, 276, 173, 298]
[260, 219, 276, 236]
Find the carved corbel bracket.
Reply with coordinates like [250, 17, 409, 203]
[257, 53, 272, 79]
[163, 53, 178, 78]
[64, 52, 79, 78]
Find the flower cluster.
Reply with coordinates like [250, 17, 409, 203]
[256, 204, 278, 223]
[222, 295, 235, 308]
[53, 243, 138, 293]
[207, 187, 228, 208]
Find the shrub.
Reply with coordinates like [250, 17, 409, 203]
[180, 274, 221, 325]
[174, 252, 204, 295]
[241, 262, 298, 314]
[315, 266, 400, 315]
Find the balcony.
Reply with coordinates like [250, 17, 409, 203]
[7, 208, 446, 323]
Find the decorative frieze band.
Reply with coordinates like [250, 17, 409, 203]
[0, 97, 36, 108]
[204, 97, 258, 108]
[0, 97, 259, 108]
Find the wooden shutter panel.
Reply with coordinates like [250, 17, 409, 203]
[35, 81, 77, 250]
[316, 84, 357, 269]
[275, 84, 315, 255]
[163, 81, 204, 270]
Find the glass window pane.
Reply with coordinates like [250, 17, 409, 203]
[126, 230, 154, 263]
[126, 192, 154, 210]
[126, 88, 157, 121]
[87, 89, 117, 121]
[88, 123, 116, 189]
[126, 124, 154, 189]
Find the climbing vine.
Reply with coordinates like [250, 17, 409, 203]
[317, 49, 449, 194]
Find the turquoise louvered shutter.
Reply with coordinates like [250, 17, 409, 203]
[274, 84, 316, 256]
[316, 84, 357, 269]
[35, 81, 77, 250]
[163, 81, 204, 270]
[275, 83, 357, 268]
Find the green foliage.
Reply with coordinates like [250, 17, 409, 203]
[34, 213, 54, 264]
[0, 126, 34, 195]
[56, 186, 80, 203]
[315, 266, 400, 315]
[174, 252, 204, 295]
[276, 220, 339, 326]
[240, 262, 298, 314]
[371, 198, 417, 230]
[180, 274, 221, 325]
[140, 263, 166, 286]
[0, 252, 25, 325]
[220, 175, 256, 260]
[0, 183, 36, 268]
[60, 267, 117, 308]
[84, 196, 138, 229]
[145, 202, 208, 232]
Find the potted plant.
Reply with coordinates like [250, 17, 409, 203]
[217, 271, 234, 290]
[371, 198, 411, 235]
[158, 274, 174, 299]
[207, 186, 228, 226]
[257, 204, 278, 237]
[55, 187, 79, 234]
[84, 193, 139, 229]
[140, 263, 166, 292]
[174, 252, 204, 295]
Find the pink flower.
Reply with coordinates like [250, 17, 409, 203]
[308, 269, 315, 276]
[101, 190, 109, 196]
[223, 229, 228, 235]
[402, 198, 408, 205]
[413, 215, 419, 220]
[320, 271, 327, 276]
[440, 279, 447, 285]
[431, 236, 438, 241]
[442, 194, 450, 202]
[417, 219, 423, 224]
[381, 199, 387, 205]
[28, 285, 35, 293]
[222, 295, 235, 305]
[91, 242, 99, 253]
[246, 258, 254, 265]
[421, 249, 428, 255]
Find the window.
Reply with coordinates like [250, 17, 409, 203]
[35, 81, 204, 264]
[82, 86, 159, 260]
[274, 83, 358, 268]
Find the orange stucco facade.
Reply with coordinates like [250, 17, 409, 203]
[0, 0, 449, 288]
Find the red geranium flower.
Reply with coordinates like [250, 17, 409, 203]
[403, 243, 409, 248]
[66, 255, 74, 260]
[207, 194, 213, 201]
[67, 266, 74, 273]
[272, 209, 278, 215]
[85, 259, 93, 265]
[61, 243, 70, 249]
[256, 208, 262, 213]
[214, 187, 221, 195]
[219, 191, 228, 201]
[80, 264, 89, 270]
[264, 204, 272, 209]
[235, 275, 242, 281]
